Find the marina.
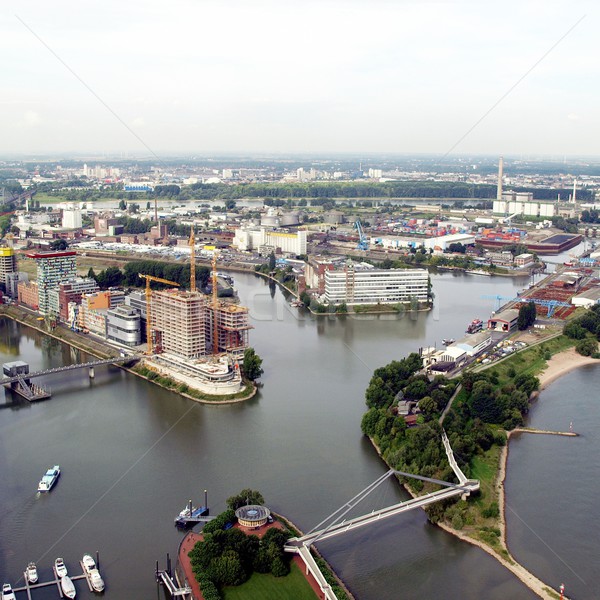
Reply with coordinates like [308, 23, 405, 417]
[11, 554, 104, 598]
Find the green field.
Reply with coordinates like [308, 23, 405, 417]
[222, 563, 318, 600]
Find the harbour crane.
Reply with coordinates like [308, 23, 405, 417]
[138, 273, 180, 355]
[354, 219, 369, 251]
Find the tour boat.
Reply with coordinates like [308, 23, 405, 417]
[26, 562, 38, 583]
[54, 557, 68, 578]
[61, 575, 76, 598]
[38, 465, 60, 492]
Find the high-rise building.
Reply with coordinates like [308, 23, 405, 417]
[149, 288, 251, 359]
[26, 251, 77, 315]
[152, 289, 208, 358]
[0, 247, 16, 287]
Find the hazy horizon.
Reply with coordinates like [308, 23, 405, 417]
[3, 1, 598, 157]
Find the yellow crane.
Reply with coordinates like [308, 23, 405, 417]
[138, 273, 180, 355]
[189, 228, 196, 293]
[211, 249, 219, 354]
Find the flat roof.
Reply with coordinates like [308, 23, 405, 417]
[490, 308, 519, 322]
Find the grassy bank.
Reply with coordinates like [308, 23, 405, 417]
[222, 563, 317, 600]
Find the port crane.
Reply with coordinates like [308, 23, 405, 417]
[139, 273, 180, 354]
[354, 219, 368, 251]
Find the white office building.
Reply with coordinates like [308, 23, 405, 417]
[106, 305, 142, 347]
[324, 267, 429, 305]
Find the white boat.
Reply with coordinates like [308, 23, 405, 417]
[60, 575, 76, 598]
[82, 554, 96, 573]
[38, 465, 60, 492]
[82, 555, 104, 592]
[2, 583, 16, 600]
[178, 503, 196, 519]
[54, 557, 68, 577]
[88, 569, 105, 592]
[26, 562, 38, 583]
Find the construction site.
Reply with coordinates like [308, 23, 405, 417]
[141, 232, 252, 396]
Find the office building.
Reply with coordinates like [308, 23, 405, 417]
[324, 265, 429, 305]
[26, 251, 77, 315]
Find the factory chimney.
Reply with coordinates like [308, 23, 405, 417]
[572, 179, 577, 204]
[496, 156, 504, 201]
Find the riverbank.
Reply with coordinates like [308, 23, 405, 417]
[537, 346, 600, 390]
[0, 304, 258, 404]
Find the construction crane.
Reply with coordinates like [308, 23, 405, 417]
[210, 248, 219, 354]
[139, 273, 180, 355]
[354, 219, 369, 251]
[189, 228, 196, 292]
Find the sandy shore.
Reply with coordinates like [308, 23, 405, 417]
[538, 346, 600, 390]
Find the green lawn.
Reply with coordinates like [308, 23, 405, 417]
[222, 563, 318, 600]
[487, 334, 575, 388]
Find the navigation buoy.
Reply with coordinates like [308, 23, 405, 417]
[559, 583, 565, 600]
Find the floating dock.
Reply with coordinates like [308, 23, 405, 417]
[175, 504, 212, 527]
[2, 361, 51, 401]
[12, 554, 104, 598]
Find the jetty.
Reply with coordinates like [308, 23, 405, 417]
[13, 555, 104, 598]
[2, 361, 51, 401]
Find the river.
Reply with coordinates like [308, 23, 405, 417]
[0, 270, 580, 599]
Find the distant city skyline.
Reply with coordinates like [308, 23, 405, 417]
[2, 0, 598, 156]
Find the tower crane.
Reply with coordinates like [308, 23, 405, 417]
[189, 228, 196, 293]
[138, 273, 180, 355]
[211, 248, 219, 354]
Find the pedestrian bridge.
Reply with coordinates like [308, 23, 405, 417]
[0, 355, 139, 385]
[284, 430, 479, 600]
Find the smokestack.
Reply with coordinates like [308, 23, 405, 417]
[496, 156, 504, 201]
[572, 180, 577, 204]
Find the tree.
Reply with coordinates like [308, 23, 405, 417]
[118, 199, 127, 210]
[268, 252, 276, 271]
[243, 347, 264, 381]
[224, 199, 237, 211]
[576, 337, 598, 357]
[50, 239, 68, 250]
[517, 301, 536, 330]
[226, 489, 265, 511]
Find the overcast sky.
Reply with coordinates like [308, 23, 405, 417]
[2, 0, 598, 157]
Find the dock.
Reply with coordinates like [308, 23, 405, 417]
[175, 504, 213, 527]
[12, 555, 104, 598]
[2, 361, 51, 401]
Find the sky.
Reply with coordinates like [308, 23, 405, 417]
[1, 0, 599, 157]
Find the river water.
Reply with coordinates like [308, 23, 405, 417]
[0, 270, 587, 599]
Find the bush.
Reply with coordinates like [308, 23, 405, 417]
[576, 337, 598, 357]
[482, 502, 500, 519]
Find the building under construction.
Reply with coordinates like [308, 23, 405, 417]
[150, 289, 251, 359]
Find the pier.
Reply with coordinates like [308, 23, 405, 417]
[156, 554, 192, 598]
[12, 560, 101, 598]
[1, 356, 139, 402]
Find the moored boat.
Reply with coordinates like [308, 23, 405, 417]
[60, 575, 76, 598]
[38, 465, 60, 492]
[442, 338, 455, 346]
[2, 583, 16, 600]
[54, 557, 68, 578]
[89, 569, 104, 592]
[82, 554, 105, 592]
[26, 562, 38, 583]
[466, 318, 483, 334]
